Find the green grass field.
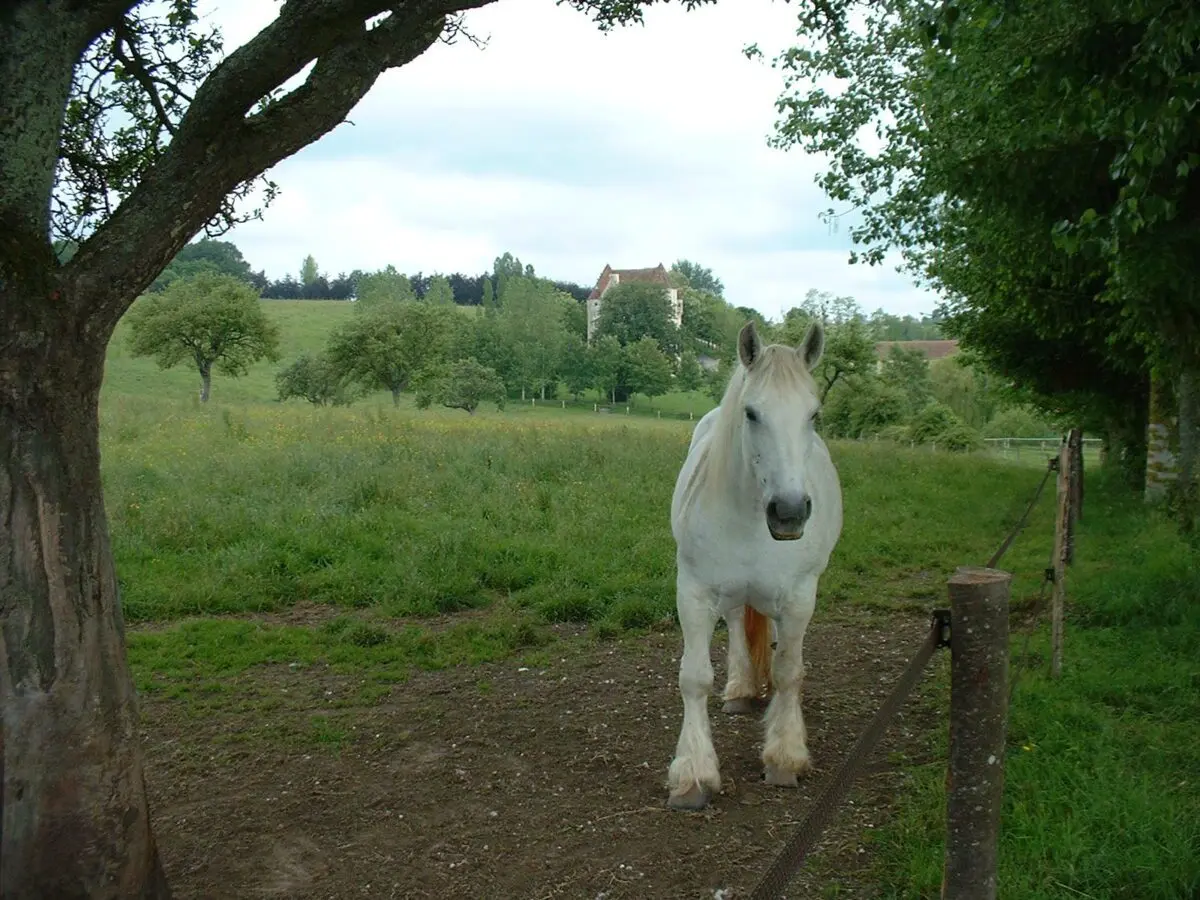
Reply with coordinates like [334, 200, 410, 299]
[101, 299, 1198, 898]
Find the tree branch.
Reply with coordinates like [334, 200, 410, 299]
[111, 17, 176, 136]
[62, 0, 497, 330]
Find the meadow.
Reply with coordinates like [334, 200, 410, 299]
[101, 300, 1198, 898]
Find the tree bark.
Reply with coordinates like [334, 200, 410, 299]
[1145, 369, 1177, 503]
[199, 365, 212, 404]
[391, 387, 402, 407]
[1, 305, 170, 898]
[1176, 367, 1199, 534]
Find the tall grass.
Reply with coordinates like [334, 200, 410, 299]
[101, 397, 1056, 627]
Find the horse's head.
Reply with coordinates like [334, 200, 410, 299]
[734, 319, 825, 541]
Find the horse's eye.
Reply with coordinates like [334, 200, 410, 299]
[810, 410, 821, 424]
[745, 406, 759, 423]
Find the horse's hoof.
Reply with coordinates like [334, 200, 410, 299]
[722, 697, 758, 715]
[667, 784, 712, 811]
[764, 765, 800, 787]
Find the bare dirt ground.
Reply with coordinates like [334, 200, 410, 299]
[139, 611, 945, 900]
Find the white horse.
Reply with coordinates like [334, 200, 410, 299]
[666, 319, 844, 810]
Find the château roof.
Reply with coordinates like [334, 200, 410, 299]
[587, 263, 673, 300]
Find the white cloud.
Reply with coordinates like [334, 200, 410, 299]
[198, 0, 939, 320]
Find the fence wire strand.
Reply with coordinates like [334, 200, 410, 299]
[746, 617, 944, 900]
[986, 454, 1058, 570]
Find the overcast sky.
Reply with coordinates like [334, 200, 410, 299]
[197, 0, 939, 321]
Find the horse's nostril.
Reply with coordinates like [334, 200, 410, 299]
[803, 495, 813, 519]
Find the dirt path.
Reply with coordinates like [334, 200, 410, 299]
[140, 612, 943, 899]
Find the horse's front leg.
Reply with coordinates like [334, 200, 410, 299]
[721, 604, 759, 715]
[762, 579, 817, 786]
[666, 582, 720, 810]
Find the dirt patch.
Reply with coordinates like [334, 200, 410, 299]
[140, 613, 944, 899]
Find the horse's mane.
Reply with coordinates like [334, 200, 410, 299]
[684, 343, 819, 503]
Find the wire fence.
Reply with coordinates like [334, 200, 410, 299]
[743, 429, 1083, 899]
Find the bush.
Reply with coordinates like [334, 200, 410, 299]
[933, 421, 983, 452]
[414, 357, 506, 414]
[276, 353, 354, 406]
[908, 402, 960, 444]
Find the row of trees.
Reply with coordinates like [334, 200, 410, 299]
[759, 0, 1199, 526]
[135, 233, 947, 343]
[276, 273, 684, 412]
[126, 264, 1050, 451]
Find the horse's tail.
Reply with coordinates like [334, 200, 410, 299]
[744, 605, 773, 695]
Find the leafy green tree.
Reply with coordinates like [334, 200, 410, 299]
[760, 0, 1192, 493]
[414, 357, 506, 414]
[561, 333, 595, 401]
[929, 355, 1005, 429]
[594, 281, 680, 353]
[464, 311, 518, 392]
[775, 296, 876, 401]
[0, 0, 759, 891]
[125, 272, 280, 402]
[562, 295, 588, 340]
[822, 377, 906, 439]
[481, 276, 496, 314]
[149, 238, 256, 292]
[670, 259, 725, 297]
[625, 336, 674, 405]
[275, 353, 352, 406]
[869, 309, 943, 341]
[499, 276, 569, 399]
[300, 254, 320, 288]
[881, 346, 935, 418]
[676, 349, 704, 392]
[704, 363, 731, 405]
[592, 333, 626, 404]
[355, 265, 416, 308]
[425, 274, 455, 306]
[326, 301, 456, 406]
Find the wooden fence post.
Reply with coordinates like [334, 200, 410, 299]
[1068, 427, 1083, 526]
[1051, 440, 1071, 678]
[942, 566, 1011, 900]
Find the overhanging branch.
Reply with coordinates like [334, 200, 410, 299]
[62, 0, 497, 329]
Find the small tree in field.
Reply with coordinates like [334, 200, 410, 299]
[625, 336, 674, 407]
[125, 272, 280, 402]
[415, 357, 506, 414]
[561, 333, 594, 401]
[676, 349, 704, 392]
[276, 353, 353, 406]
[326, 301, 456, 405]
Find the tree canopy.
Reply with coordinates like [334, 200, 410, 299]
[759, 0, 1198, 490]
[126, 271, 280, 402]
[594, 281, 680, 353]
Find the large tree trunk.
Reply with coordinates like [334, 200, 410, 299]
[1145, 369, 1177, 503]
[1, 313, 169, 898]
[199, 365, 212, 404]
[1176, 367, 1199, 534]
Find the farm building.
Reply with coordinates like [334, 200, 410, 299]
[586, 263, 683, 342]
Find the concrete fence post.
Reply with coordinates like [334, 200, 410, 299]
[942, 566, 1010, 900]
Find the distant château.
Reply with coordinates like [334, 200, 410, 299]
[586, 263, 683, 343]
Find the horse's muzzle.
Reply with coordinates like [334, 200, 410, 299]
[766, 494, 812, 541]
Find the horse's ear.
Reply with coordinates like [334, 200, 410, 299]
[737, 320, 762, 368]
[798, 321, 825, 370]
